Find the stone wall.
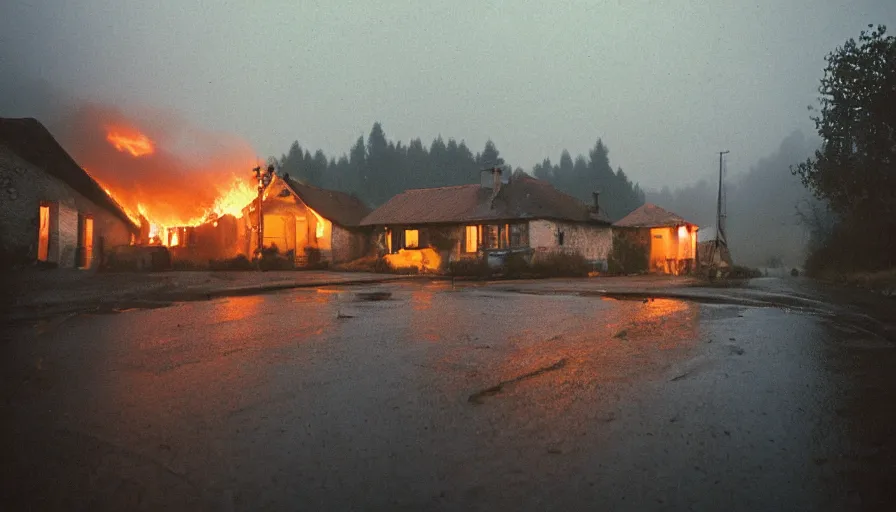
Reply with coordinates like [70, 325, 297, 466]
[332, 225, 370, 263]
[0, 146, 134, 269]
[529, 219, 613, 264]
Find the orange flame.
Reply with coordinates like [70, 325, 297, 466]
[73, 106, 261, 249]
[105, 126, 155, 157]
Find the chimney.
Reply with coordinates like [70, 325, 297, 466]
[493, 167, 502, 192]
[592, 191, 600, 212]
[480, 169, 494, 188]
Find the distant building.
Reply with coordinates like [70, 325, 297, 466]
[0, 117, 139, 269]
[614, 203, 698, 275]
[360, 168, 613, 270]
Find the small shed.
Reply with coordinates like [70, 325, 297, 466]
[614, 203, 698, 275]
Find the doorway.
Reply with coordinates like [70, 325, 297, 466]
[78, 215, 94, 268]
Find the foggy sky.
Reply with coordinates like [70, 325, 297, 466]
[2, 0, 893, 189]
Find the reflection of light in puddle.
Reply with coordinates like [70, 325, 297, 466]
[411, 290, 433, 311]
[215, 295, 264, 323]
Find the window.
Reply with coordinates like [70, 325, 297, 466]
[465, 225, 478, 252]
[405, 229, 419, 248]
[558, 230, 565, 246]
[510, 223, 528, 247]
[38, 204, 50, 261]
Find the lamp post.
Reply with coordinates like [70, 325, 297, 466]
[252, 164, 275, 262]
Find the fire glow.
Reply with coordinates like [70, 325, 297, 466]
[69, 104, 259, 247]
[105, 126, 155, 157]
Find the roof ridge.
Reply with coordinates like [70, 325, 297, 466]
[401, 183, 480, 193]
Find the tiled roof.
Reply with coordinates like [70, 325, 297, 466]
[281, 176, 371, 228]
[0, 117, 138, 231]
[614, 203, 693, 228]
[360, 174, 610, 226]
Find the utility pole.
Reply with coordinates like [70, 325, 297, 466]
[713, 150, 730, 272]
[252, 164, 275, 263]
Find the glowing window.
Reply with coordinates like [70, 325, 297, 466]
[405, 229, 419, 248]
[316, 221, 325, 239]
[465, 225, 478, 252]
[38, 205, 50, 261]
[678, 225, 688, 239]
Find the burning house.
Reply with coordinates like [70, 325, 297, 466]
[360, 168, 613, 271]
[0, 117, 139, 269]
[613, 203, 699, 275]
[241, 174, 372, 267]
[60, 103, 258, 252]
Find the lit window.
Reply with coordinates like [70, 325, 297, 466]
[316, 221, 325, 239]
[38, 204, 50, 261]
[465, 225, 478, 252]
[405, 229, 419, 248]
[678, 225, 688, 239]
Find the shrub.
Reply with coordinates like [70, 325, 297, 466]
[334, 256, 388, 272]
[503, 252, 530, 279]
[258, 245, 293, 271]
[172, 259, 207, 271]
[530, 252, 590, 278]
[608, 232, 648, 275]
[209, 254, 252, 271]
[728, 265, 762, 279]
[448, 258, 492, 279]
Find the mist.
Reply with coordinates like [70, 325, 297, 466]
[648, 131, 820, 268]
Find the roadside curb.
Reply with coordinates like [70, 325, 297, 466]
[2, 275, 430, 326]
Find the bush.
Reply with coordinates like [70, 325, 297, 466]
[258, 245, 293, 271]
[728, 265, 762, 279]
[503, 252, 530, 279]
[209, 254, 252, 271]
[530, 252, 590, 278]
[804, 221, 896, 277]
[448, 258, 492, 278]
[172, 259, 207, 271]
[608, 232, 648, 275]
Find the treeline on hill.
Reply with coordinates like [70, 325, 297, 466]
[275, 122, 644, 220]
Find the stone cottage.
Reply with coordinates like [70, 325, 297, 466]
[613, 203, 699, 275]
[360, 168, 613, 269]
[0, 117, 139, 269]
[241, 174, 372, 266]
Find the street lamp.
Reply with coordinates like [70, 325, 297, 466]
[252, 164, 276, 262]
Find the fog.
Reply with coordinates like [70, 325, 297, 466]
[1, 1, 893, 263]
[647, 131, 820, 268]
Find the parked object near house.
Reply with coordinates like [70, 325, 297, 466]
[241, 174, 371, 267]
[614, 203, 698, 275]
[0, 117, 139, 270]
[696, 225, 733, 272]
[360, 168, 613, 271]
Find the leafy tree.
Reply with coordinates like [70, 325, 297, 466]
[792, 24, 896, 221]
[791, 24, 896, 271]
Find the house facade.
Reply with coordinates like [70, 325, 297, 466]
[241, 174, 371, 266]
[0, 117, 139, 269]
[361, 169, 613, 269]
[613, 203, 698, 275]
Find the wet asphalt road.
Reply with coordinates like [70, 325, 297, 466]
[2, 278, 895, 511]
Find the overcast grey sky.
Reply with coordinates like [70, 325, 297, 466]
[2, 0, 893, 189]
